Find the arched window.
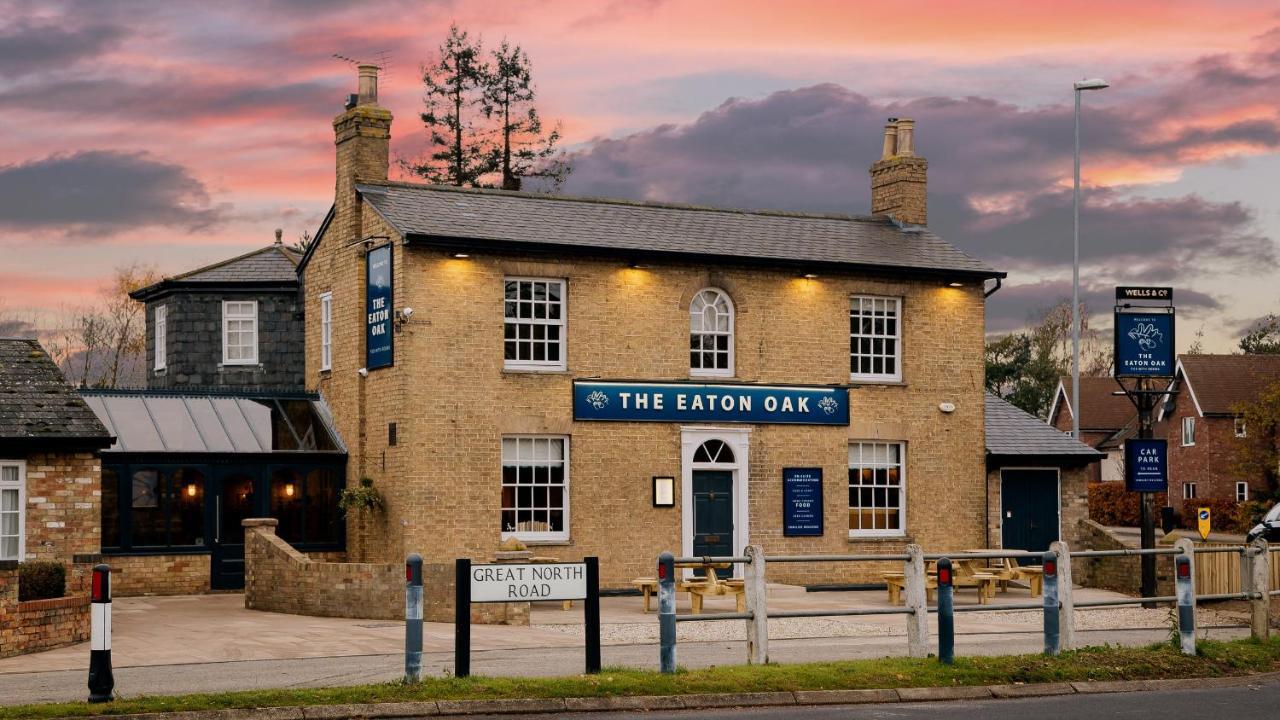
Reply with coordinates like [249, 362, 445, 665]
[690, 288, 733, 376]
[692, 439, 735, 464]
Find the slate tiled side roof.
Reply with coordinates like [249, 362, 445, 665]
[130, 244, 301, 300]
[1179, 354, 1280, 415]
[986, 393, 1104, 459]
[356, 182, 1004, 278]
[0, 338, 112, 444]
[1053, 376, 1136, 431]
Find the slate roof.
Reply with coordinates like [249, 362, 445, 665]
[355, 182, 1004, 279]
[985, 393, 1104, 461]
[0, 338, 112, 448]
[131, 243, 301, 300]
[1178, 354, 1280, 415]
[1052, 376, 1136, 431]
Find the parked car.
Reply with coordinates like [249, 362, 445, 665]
[1245, 503, 1280, 543]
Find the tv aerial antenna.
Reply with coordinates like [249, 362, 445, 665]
[332, 51, 392, 80]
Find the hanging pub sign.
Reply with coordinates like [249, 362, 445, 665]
[782, 467, 824, 536]
[572, 381, 849, 425]
[1114, 310, 1175, 377]
[1124, 438, 1168, 493]
[365, 245, 393, 370]
[1116, 287, 1173, 302]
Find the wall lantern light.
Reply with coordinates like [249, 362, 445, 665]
[285, 482, 296, 498]
[652, 476, 675, 507]
[186, 483, 198, 498]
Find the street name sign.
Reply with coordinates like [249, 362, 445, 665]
[469, 562, 587, 602]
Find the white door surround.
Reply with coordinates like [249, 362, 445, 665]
[680, 426, 750, 578]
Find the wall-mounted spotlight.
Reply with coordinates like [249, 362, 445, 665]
[358, 367, 369, 377]
[948, 281, 964, 287]
[629, 261, 651, 269]
[394, 307, 415, 333]
[801, 273, 819, 279]
[452, 252, 470, 258]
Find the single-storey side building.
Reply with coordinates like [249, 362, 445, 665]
[298, 65, 1009, 588]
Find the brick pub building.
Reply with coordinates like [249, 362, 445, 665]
[295, 66, 1105, 588]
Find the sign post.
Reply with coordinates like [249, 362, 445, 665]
[455, 558, 599, 677]
[1197, 508, 1211, 541]
[1114, 286, 1176, 606]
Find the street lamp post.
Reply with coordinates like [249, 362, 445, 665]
[1071, 78, 1108, 441]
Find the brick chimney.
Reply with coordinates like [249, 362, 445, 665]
[333, 64, 392, 237]
[870, 118, 928, 226]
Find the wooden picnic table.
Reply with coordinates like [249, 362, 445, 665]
[963, 551, 1043, 597]
[633, 560, 745, 614]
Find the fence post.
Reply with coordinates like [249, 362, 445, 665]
[1249, 539, 1271, 641]
[405, 553, 423, 681]
[658, 552, 677, 673]
[1050, 540, 1075, 651]
[87, 563, 114, 703]
[936, 557, 954, 665]
[743, 545, 769, 665]
[1173, 539, 1196, 655]
[1042, 550, 1060, 656]
[904, 544, 929, 659]
[1239, 544, 1253, 598]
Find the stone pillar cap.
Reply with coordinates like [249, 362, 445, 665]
[242, 518, 279, 528]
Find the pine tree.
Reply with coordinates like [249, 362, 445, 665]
[408, 24, 493, 187]
[484, 40, 569, 191]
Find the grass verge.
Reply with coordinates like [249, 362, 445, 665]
[7, 636, 1280, 719]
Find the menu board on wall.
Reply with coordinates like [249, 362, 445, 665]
[782, 467, 823, 537]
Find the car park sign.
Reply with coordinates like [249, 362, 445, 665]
[1124, 438, 1168, 493]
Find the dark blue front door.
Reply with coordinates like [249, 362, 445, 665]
[1001, 469, 1060, 552]
[210, 469, 257, 590]
[692, 470, 734, 579]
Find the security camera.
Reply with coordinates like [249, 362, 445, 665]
[401, 307, 414, 318]
[358, 367, 369, 377]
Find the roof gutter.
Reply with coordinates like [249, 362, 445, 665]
[404, 233, 1007, 283]
[983, 276, 1002, 298]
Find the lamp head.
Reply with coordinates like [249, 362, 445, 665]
[1074, 78, 1110, 91]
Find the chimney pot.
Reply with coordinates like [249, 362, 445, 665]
[274, 228, 283, 245]
[357, 64, 380, 106]
[869, 117, 927, 225]
[894, 118, 915, 157]
[881, 122, 898, 160]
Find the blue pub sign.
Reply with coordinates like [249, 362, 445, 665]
[1114, 311, 1174, 378]
[1125, 438, 1168, 493]
[572, 381, 849, 425]
[365, 245, 393, 369]
[782, 468, 824, 536]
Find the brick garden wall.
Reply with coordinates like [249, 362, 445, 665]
[243, 519, 401, 619]
[107, 554, 210, 597]
[1076, 519, 1173, 595]
[0, 562, 91, 659]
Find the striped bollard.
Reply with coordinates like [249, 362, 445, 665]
[405, 553, 424, 681]
[658, 552, 676, 674]
[936, 558, 954, 665]
[88, 564, 114, 703]
[1042, 551, 1060, 656]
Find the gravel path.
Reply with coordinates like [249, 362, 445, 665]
[537, 606, 1243, 645]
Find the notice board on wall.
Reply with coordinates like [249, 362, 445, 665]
[782, 467, 824, 536]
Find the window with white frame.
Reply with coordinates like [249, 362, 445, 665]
[689, 288, 734, 376]
[848, 441, 905, 536]
[850, 296, 902, 381]
[319, 293, 333, 371]
[1235, 417, 1247, 438]
[0, 462, 24, 561]
[153, 304, 167, 371]
[222, 300, 258, 365]
[1236, 481, 1249, 502]
[501, 436, 568, 541]
[1181, 416, 1196, 446]
[1183, 482, 1197, 500]
[503, 279, 566, 370]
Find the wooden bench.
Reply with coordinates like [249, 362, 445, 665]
[632, 577, 720, 613]
[688, 578, 746, 614]
[883, 572, 936, 604]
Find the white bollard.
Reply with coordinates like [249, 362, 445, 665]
[744, 545, 768, 665]
[904, 544, 929, 659]
[87, 564, 114, 703]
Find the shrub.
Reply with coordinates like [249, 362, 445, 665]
[1179, 497, 1250, 535]
[1087, 482, 1168, 527]
[338, 477, 384, 515]
[18, 561, 66, 601]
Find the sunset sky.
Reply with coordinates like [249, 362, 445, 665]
[2, 0, 1279, 350]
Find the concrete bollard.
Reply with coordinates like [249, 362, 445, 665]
[1050, 540, 1075, 650]
[904, 544, 929, 659]
[1173, 539, 1196, 655]
[744, 545, 769, 666]
[405, 553, 424, 681]
[936, 558, 954, 665]
[658, 552, 676, 673]
[1249, 539, 1270, 641]
[1042, 551, 1060, 656]
[87, 564, 114, 703]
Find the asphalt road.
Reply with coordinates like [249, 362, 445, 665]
[446, 680, 1280, 719]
